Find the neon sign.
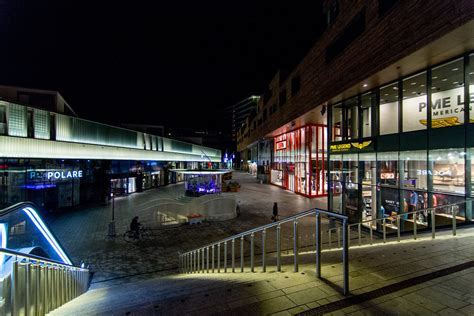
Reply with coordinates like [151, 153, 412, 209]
[29, 170, 83, 181]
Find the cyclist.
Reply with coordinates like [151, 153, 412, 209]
[130, 216, 141, 239]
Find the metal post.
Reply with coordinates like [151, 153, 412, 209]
[202, 248, 205, 273]
[348, 226, 351, 248]
[217, 243, 221, 273]
[262, 229, 266, 272]
[316, 213, 321, 278]
[328, 229, 332, 250]
[250, 233, 255, 272]
[369, 224, 373, 245]
[337, 227, 341, 248]
[240, 236, 244, 272]
[224, 241, 227, 273]
[212, 245, 215, 273]
[414, 214, 417, 240]
[431, 209, 436, 239]
[26, 259, 31, 316]
[207, 247, 210, 273]
[197, 249, 200, 273]
[232, 239, 235, 272]
[293, 220, 299, 272]
[277, 224, 281, 272]
[397, 216, 401, 242]
[383, 218, 386, 243]
[342, 219, 349, 296]
[358, 223, 361, 246]
[452, 206, 457, 236]
[12, 258, 18, 315]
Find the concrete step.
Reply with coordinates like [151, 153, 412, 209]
[49, 228, 474, 315]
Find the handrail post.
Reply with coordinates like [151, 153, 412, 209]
[206, 247, 210, 273]
[431, 209, 435, 239]
[202, 248, 205, 273]
[240, 236, 244, 272]
[452, 206, 456, 236]
[414, 214, 417, 240]
[358, 223, 361, 246]
[12, 257, 18, 315]
[315, 212, 321, 278]
[212, 245, 215, 273]
[197, 249, 200, 273]
[348, 226, 351, 248]
[293, 219, 299, 272]
[397, 216, 401, 242]
[250, 233, 255, 272]
[232, 239, 235, 273]
[337, 226, 341, 248]
[383, 218, 386, 243]
[277, 224, 281, 272]
[369, 223, 373, 245]
[328, 229, 332, 250]
[224, 241, 228, 273]
[262, 229, 266, 272]
[342, 219, 349, 296]
[217, 243, 221, 273]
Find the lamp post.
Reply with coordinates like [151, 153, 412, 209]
[108, 192, 116, 237]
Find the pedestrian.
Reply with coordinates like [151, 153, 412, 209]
[130, 216, 141, 239]
[272, 202, 279, 222]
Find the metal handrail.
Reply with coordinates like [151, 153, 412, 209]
[182, 208, 318, 255]
[0, 248, 87, 271]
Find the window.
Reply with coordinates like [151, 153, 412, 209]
[379, 83, 399, 135]
[430, 148, 465, 194]
[361, 93, 373, 138]
[325, 0, 339, 27]
[344, 97, 358, 139]
[431, 58, 464, 128]
[332, 103, 343, 141]
[379, 0, 399, 16]
[279, 89, 287, 106]
[400, 150, 427, 190]
[402, 72, 427, 132]
[470, 54, 474, 122]
[326, 9, 365, 62]
[378, 152, 398, 187]
[291, 75, 301, 97]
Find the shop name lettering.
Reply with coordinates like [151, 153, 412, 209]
[29, 170, 83, 180]
[419, 93, 474, 116]
[417, 170, 451, 176]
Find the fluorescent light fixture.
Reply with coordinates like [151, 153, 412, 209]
[452, 68, 459, 71]
[22, 207, 72, 265]
[363, 83, 368, 87]
[410, 82, 416, 85]
[432, 76, 438, 79]
[441, 78, 447, 81]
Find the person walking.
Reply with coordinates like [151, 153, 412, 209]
[272, 202, 279, 222]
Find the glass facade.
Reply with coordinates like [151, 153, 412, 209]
[328, 53, 474, 230]
[272, 125, 327, 197]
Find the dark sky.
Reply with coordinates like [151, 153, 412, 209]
[0, 1, 324, 131]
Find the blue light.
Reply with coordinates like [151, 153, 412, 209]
[21, 184, 56, 190]
[23, 207, 72, 265]
[0, 224, 7, 268]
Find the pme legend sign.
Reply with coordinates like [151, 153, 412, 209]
[329, 140, 374, 153]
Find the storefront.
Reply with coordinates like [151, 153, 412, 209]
[271, 125, 327, 197]
[328, 53, 474, 230]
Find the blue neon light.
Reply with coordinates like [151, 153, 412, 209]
[22, 207, 72, 265]
[20, 184, 57, 190]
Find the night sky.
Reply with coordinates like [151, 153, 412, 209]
[0, 1, 324, 131]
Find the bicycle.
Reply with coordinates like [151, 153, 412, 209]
[123, 226, 152, 242]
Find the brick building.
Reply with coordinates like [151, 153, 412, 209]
[237, 1, 474, 229]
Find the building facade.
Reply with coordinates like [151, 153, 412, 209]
[0, 89, 221, 211]
[237, 0, 474, 230]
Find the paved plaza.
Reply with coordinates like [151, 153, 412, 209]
[47, 171, 326, 285]
[51, 227, 474, 315]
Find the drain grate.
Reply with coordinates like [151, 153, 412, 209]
[297, 261, 474, 316]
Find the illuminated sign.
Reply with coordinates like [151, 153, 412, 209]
[276, 141, 287, 150]
[28, 170, 83, 181]
[329, 141, 372, 153]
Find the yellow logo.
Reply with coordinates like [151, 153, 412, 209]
[351, 141, 372, 150]
[420, 117, 461, 128]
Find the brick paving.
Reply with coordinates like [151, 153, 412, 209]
[46, 171, 326, 285]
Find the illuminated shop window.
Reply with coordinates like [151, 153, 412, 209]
[402, 72, 427, 132]
[431, 58, 464, 128]
[344, 97, 358, 140]
[470, 54, 474, 123]
[332, 103, 343, 141]
[400, 150, 428, 190]
[360, 153, 376, 227]
[429, 148, 465, 194]
[361, 93, 373, 138]
[379, 83, 399, 135]
[378, 152, 398, 187]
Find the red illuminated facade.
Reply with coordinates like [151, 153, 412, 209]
[271, 125, 327, 197]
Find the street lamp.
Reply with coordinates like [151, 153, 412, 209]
[108, 192, 116, 237]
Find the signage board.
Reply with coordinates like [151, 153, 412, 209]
[329, 140, 374, 153]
